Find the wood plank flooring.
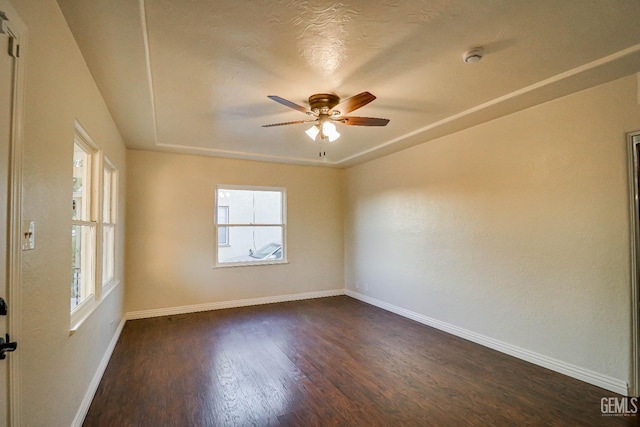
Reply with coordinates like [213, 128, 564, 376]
[84, 296, 635, 426]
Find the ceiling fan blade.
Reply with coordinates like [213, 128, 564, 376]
[267, 95, 310, 114]
[338, 116, 390, 126]
[262, 120, 313, 128]
[331, 91, 376, 115]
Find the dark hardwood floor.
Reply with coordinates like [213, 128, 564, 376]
[84, 296, 635, 426]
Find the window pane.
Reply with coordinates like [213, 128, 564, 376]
[219, 189, 282, 224]
[71, 224, 95, 311]
[253, 191, 282, 224]
[103, 168, 112, 222]
[73, 144, 90, 221]
[217, 226, 283, 264]
[102, 224, 115, 286]
[217, 206, 229, 245]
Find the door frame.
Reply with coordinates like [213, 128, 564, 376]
[0, 1, 25, 425]
[628, 130, 640, 397]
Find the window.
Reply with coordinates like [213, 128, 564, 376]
[72, 137, 97, 311]
[215, 186, 286, 266]
[217, 206, 229, 246]
[102, 159, 117, 287]
[70, 121, 119, 331]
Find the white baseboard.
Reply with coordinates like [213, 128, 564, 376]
[71, 317, 127, 427]
[111, 289, 629, 402]
[345, 289, 629, 396]
[126, 289, 346, 320]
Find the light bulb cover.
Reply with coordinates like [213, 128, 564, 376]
[321, 121, 334, 132]
[305, 125, 320, 141]
[322, 121, 340, 142]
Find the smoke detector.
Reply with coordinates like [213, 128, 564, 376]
[463, 48, 484, 64]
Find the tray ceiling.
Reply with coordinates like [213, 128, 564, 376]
[57, 0, 640, 167]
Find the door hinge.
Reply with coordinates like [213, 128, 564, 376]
[8, 36, 18, 58]
[0, 11, 8, 35]
[0, 11, 18, 57]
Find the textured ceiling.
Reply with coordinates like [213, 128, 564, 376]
[57, 0, 640, 167]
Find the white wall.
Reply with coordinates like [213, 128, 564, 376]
[126, 150, 344, 312]
[345, 75, 640, 388]
[11, 0, 127, 425]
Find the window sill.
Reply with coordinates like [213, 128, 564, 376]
[69, 279, 121, 336]
[212, 260, 289, 269]
[70, 300, 97, 336]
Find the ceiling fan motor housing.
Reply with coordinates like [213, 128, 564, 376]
[308, 93, 340, 112]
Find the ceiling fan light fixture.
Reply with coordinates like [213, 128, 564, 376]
[322, 121, 340, 142]
[305, 125, 320, 141]
[306, 122, 341, 142]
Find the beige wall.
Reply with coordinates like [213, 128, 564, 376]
[126, 150, 344, 312]
[12, 0, 127, 425]
[8, 0, 640, 422]
[345, 75, 640, 385]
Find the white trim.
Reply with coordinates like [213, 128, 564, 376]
[73, 120, 99, 151]
[70, 317, 126, 427]
[70, 121, 122, 332]
[214, 185, 287, 268]
[138, 0, 159, 144]
[216, 184, 288, 193]
[0, 1, 27, 424]
[69, 281, 121, 336]
[345, 290, 629, 396]
[628, 130, 640, 397]
[212, 260, 289, 269]
[156, 142, 332, 167]
[126, 289, 345, 320]
[101, 158, 117, 287]
[118, 288, 628, 400]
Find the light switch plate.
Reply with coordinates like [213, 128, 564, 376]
[22, 220, 34, 250]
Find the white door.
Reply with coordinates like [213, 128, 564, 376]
[0, 26, 11, 427]
[0, 22, 13, 427]
[0, 3, 22, 425]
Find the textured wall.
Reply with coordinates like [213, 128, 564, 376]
[11, 0, 127, 425]
[345, 75, 640, 385]
[125, 150, 344, 312]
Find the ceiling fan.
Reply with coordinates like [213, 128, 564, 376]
[262, 92, 390, 143]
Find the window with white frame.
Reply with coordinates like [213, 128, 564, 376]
[70, 121, 119, 330]
[102, 159, 117, 287]
[215, 186, 286, 266]
[72, 138, 97, 311]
